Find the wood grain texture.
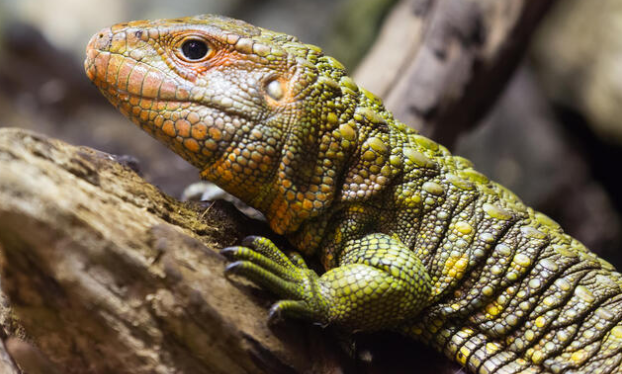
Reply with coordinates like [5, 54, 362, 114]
[0, 128, 347, 374]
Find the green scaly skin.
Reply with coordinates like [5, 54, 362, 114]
[85, 14, 622, 373]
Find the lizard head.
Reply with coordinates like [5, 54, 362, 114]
[85, 14, 361, 234]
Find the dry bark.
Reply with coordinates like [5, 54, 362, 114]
[0, 128, 348, 374]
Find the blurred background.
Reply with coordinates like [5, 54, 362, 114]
[0, 0, 620, 267]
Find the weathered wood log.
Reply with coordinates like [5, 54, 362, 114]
[0, 126, 462, 373]
[354, 0, 557, 147]
[0, 128, 354, 374]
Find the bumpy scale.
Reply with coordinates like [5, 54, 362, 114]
[85, 14, 622, 374]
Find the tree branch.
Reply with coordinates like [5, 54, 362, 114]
[354, 0, 557, 147]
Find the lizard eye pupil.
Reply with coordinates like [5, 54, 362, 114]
[181, 39, 209, 60]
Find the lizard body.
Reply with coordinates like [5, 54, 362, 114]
[85, 14, 622, 373]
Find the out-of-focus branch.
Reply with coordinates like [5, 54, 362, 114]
[355, 0, 556, 148]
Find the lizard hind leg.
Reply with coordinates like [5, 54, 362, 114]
[222, 233, 434, 332]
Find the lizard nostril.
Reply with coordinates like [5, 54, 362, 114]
[85, 27, 114, 81]
[87, 27, 113, 53]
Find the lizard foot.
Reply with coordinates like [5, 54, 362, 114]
[221, 236, 330, 324]
[222, 234, 433, 331]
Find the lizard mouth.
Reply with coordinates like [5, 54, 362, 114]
[85, 39, 194, 104]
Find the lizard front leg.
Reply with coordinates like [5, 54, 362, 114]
[222, 233, 433, 331]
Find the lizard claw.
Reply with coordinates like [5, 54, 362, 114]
[267, 302, 285, 325]
[223, 260, 244, 276]
[241, 235, 260, 247]
[268, 300, 322, 325]
[220, 246, 240, 259]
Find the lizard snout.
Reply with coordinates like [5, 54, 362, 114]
[84, 28, 113, 83]
[86, 27, 113, 54]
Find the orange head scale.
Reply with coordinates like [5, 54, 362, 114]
[85, 14, 362, 234]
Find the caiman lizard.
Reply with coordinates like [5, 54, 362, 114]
[84, 14, 622, 374]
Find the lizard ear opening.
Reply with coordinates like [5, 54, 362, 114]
[265, 79, 284, 101]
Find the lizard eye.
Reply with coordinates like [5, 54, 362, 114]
[180, 39, 211, 61]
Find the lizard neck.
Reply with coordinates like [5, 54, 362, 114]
[204, 90, 400, 237]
